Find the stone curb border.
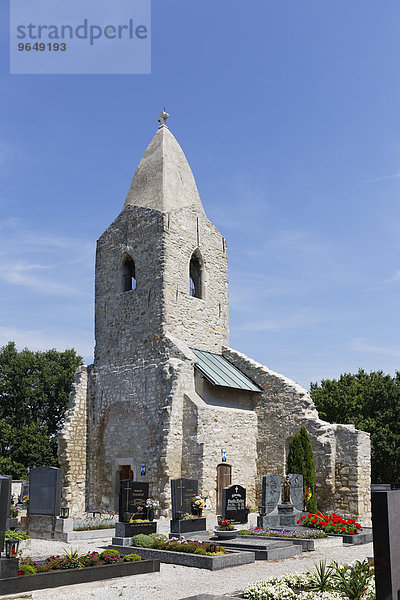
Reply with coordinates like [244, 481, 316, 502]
[111, 544, 255, 571]
[0, 559, 160, 595]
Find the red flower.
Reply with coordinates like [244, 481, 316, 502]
[349, 531, 355, 535]
[356, 523, 361, 529]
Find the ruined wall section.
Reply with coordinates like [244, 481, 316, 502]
[222, 347, 371, 523]
[334, 425, 371, 525]
[164, 338, 258, 514]
[58, 366, 88, 514]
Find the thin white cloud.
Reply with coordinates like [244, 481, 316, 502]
[0, 262, 82, 295]
[350, 338, 400, 359]
[367, 171, 400, 183]
[384, 270, 400, 284]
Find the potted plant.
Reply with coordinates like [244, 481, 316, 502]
[213, 519, 238, 539]
[145, 499, 159, 521]
[190, 495, 205, 517]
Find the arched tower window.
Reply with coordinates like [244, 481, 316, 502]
[122, 256, 136, 292]
[189, 251, 202, 298]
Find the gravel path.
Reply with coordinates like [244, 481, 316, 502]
[11, 516, 373, 600]
[14, 539, 373, 600]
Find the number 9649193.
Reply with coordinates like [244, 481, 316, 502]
[18, 42, 66, 51]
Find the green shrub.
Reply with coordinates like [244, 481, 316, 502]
[132, 533, 160, 548]
[78, 552, 99, 567]
[99, 549, 120, 560]
[20, 564, 37, 575]
[5, 529, 29, 540]
[151, 537, 167, 550]
[194, 547, 207, 555]
[123, 554, 142, 562]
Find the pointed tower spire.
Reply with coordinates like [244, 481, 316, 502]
[123, 112, 204, 213]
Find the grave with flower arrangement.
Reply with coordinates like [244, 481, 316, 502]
[257, 473, 307, 529]
[170, 479, 206, 534]
[112, 481, 157, 545]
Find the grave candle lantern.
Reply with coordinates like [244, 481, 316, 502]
[5, 538, 20, 558]
[60, 506, 70, 519]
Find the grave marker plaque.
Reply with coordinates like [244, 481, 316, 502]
[119, 480, 149, 522]
[0, 476, 11, 554]
[171, 478, 198, 518]
[222, 484, 247, 523]
[289, 473, 304, 511]
[261, 474, 281, 514]
[372, 489, 400, 600]
[29, 467, 62, 516]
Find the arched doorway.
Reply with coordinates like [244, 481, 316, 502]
[216, 463, 232, 514]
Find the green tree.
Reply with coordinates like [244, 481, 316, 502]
[287, 426, 317, 512]
[310, 369, 400, 483]
[0, 342, 82, 478]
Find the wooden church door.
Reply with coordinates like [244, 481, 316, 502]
[216, 463, 232, 514]
[119, 465, 133, 480]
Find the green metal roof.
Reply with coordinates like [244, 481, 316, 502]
[191, 348, 262, 392]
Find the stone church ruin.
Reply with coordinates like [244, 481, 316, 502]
[58, 112, 371, 523]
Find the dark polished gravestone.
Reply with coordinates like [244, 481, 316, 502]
[0, 475, 18, 579]
[0, 475, 11, 553]
[119, 480, 149, 523]
[222, 484, 247, 523]
[372, 489, 400, 600]
[171, 478, 198, 519]
[288, 473, 304, 512]
[29, 467, 62, 516]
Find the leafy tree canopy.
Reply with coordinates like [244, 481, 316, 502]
[0, 341, 82, 479]
[310, 369, 400, 484]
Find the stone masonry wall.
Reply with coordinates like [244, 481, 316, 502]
[334, 425, 371, 525]
[222, 347, 371, 523]
[163, 338, 258, 514]
[163, 206, 229, 353]
[58, 366, 88, 514]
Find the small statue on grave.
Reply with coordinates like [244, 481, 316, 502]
[281, 475, 291, 504]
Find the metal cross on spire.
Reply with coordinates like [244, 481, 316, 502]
[158, 108, 169, 128]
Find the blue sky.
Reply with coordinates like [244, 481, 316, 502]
[0, 0, 399, 388]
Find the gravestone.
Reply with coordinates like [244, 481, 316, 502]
[261, 474, 281, 513]
[288, 473, 304, 512]
[0, 476, 11, 554]
[222, 484, 247, 523]
[372, 489, 400, 600]
[20, 481, 29, 502]
[171, 478, 198, 519]
[119, 480, 149, 522]
[29, 467, 62, 516]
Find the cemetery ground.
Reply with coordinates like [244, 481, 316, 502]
[7, 515, 373, 600]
